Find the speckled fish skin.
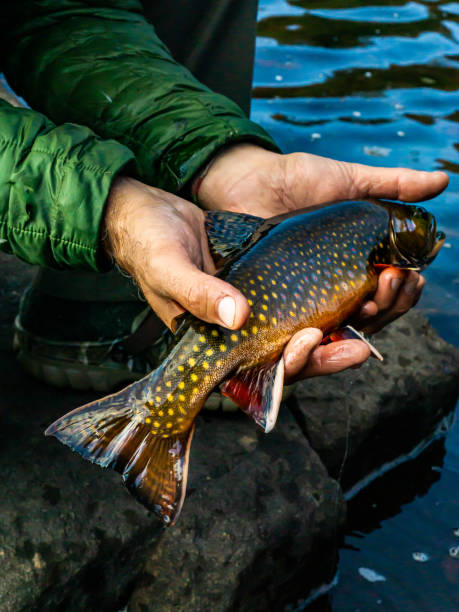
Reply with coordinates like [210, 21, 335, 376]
[46, 199, 444, 525]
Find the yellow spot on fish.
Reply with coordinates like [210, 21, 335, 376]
[166, 381, 171, 388]
[231, 334, 238, 342]
[188, 358, 196, 366]
[282, 283, 287, 289]
[259, 313, 266, 322]
[241, 330, 248, 337]
[290, 311, 296, 317]
[205, 348, 213, 356]
[147, 400, 154, 407]
[252, 326, 258, 334]
[250, 289, 256, 296]
[257, 275, 263, 281]
[250, 279, 255, 284]
[292, 301, 297, 308]
[271, 280, 277, 285]
[145, 417, 151, 424]
[179, 394, 185, 401]
[167, 393, 174, 402]
[216, 360, 222, 367]
[156, 386, 161, 392]
[203, 361, 209, 370]
[199, 336, 206, 343]
[178, 365, 184, 372]
[301, 306, 306, 313]
[220, 344, 227, 352]
[262, 304, 268, 311]
[334, 285, 340, 291]
[158, 410, 164, 416]
[193, 345, 199, 352]
[204, 375, 210, 382]
[211, 330, 219, 337]
[192, 387, 198, 394]
[166, 422, 173, 428]
[272, 317, 277, 325]
[155, 396, 161, 403]
[272, 292, 278, 298]
[153, 421, 160, 428]
[263, 294, 269, 300]
[168, 408, 174, 416]
[309, 290, 315, 297]
[179, 406, 187, 415]
[191, 373, 198, 382]
[178, 381, 185, 389]
[321, 289, 327, 295]
[248, 299, 253, 306]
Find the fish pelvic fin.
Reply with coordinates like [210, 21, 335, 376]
[221, 358, 284, 433]
[45, 377, 195, 526]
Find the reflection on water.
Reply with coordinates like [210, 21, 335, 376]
[253, 1, 458, 610]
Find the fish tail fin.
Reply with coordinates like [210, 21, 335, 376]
[45, 377, 195, 525]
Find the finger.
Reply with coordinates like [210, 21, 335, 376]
[347, 163, 449, 202]
[297, 339, 371, 379]
[372, 267, 407, 312]
[361, 272, 424, 334]
[155, 256, 250, 329]
[283, 328, 323, 381]
[358, 300, 378, 319]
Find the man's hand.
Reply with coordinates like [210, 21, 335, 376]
[197, 143, 448, 377]
[103, 176, 374, 381]
[103, 177, 251, 331]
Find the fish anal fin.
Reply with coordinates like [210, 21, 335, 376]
[45, 378, 194, 526]
[221, 358, 284, 433]
[323, 325, 383, 361]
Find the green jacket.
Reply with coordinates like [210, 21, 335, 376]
[0, 1, 277, 270]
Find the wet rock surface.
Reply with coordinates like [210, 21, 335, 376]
[1, 254, 458, 611]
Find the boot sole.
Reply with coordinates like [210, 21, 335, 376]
[12, 317, 241, 410]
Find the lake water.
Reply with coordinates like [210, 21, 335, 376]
[252, 1, 459, 610]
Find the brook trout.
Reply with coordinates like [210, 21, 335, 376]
[46, 200, 444, 525]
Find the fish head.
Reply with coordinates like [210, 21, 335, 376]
[372, 202, 445, 271]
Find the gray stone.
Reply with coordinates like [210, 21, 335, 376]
[0, 254, 344, 612]
[128, 410, 344, 612]
[290, 311, 459, 492]
[0, 254, 457, 611]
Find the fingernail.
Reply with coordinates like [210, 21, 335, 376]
[404, 281, 417, 296]
[218, 296, 236, 327]
[390, 278, 402, 292]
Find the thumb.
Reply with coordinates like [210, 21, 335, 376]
[147, 255, 250, 330]
[283, 328, 323, 381]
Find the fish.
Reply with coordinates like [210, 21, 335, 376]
[45, 199, 445, 525]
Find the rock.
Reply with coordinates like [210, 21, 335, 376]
[0, 254, 458, 611]
[128, 410, 344, 612]
[0, 254, 344, 612]
[290, 311, 459, 493]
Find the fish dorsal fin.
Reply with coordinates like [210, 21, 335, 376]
[221, 357, 284, 433]
[205, 211, 270, 268]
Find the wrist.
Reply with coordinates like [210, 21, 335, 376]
[195, 143, 280, 212]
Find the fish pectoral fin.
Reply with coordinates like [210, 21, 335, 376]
[220, 358, 284, 433]
[205, 210, 269, 268]
[323, 325, 384, 362]
[45, 379, 194, 526]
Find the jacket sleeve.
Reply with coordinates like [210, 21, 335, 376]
[2, 1, 279, 195]
[0, 99, 134, 270]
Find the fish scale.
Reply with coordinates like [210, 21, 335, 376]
[46, 199, 444, 525]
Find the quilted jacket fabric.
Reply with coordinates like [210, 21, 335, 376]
[0, 1, 278, 270]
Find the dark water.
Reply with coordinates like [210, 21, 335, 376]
[252, 1, 459, 610]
